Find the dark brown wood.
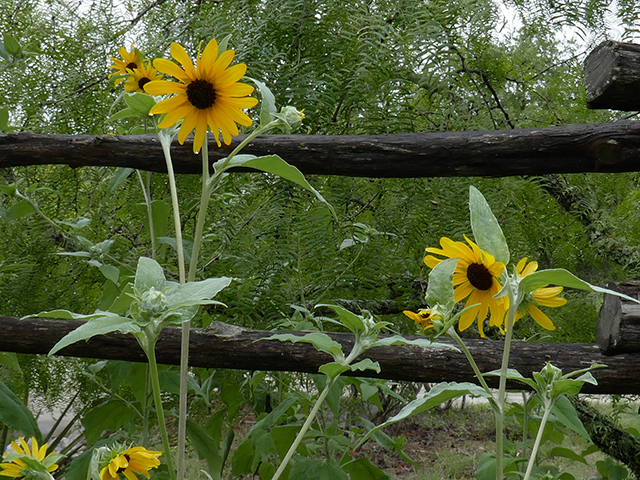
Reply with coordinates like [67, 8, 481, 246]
[1, 316, 637, 394]
[584, 40, 640, 110]
[4, 122, 640, 177]
[597, 281, 640, 355]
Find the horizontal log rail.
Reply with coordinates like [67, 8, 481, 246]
[3, 121, 640, 177]
[2, 316, 635, 394]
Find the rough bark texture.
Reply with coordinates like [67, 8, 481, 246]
[570, 396, 640, 478]
[3, 316, 639, 394]
[4, 123, 640, 177]
[584, 40, 640, 111]
[597, 281, 640, 355]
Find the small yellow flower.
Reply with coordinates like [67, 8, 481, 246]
[0, 437, 58, 478]
[109, 45, 144, 86]
[424, 235, 507, 337]
[403, 309, 440, 332]
[100, 446, 161, 480]
[124, 61, 162, 93]
[515, 257, 566, 330]
[145, 39, 259, 153]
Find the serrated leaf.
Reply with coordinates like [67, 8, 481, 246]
[289, 457, 348, 480]
[6, 200, 35, 221]
[469, 186, 509, 264]
[350, 358, 380, 373]
[186, 420, 223, 479]
[81, 399, 137, 444]
[548, 446, 589, 465]
[109, 107, 138, 122]
[371, 336, 456, 351]
[341, 458, 390, 480]
[99, 264, 120, 284]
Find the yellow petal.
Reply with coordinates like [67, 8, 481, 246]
[170, 42, 197, 81]
[178, 110, 199, 144]
[144, 79, 186, 96]
[209, 49, 235, 79]
[215, 63, 247, 88]
[198, 39, 219, 79]
[153, 58, 190, 83]
[528, 304, 556, 330]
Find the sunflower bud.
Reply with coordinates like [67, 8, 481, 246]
[272, 106, 305, 132]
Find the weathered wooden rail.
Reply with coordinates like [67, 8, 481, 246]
[0, 40, 639, 393]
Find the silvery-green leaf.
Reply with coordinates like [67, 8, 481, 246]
[424, 258, 458, 313]
[469, 186, 509, 264]
[260, 332, 344, 360]
[165, 277, 232, 308]
[316, 303, 365, 334]
[134, 256, 166, 293]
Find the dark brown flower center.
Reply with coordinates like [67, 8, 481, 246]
[466, 263, 493, 291]
[138, 77, 151, 90]
[126, 62, 138, 70]
[186, 79, 217, 109]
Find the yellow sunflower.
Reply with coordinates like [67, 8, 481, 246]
[403, 309, 440, 332]
[144, 39, 259, 153]
[124, 61, 162, 93]
[109, 45, 144, 86]
[514, 257, 566, 330]
[0, 437, 58, 478]
[424, 236, 507, 337]
[100, 446, 162, 480]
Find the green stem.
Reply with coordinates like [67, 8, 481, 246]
[449, 328, 495, 400]
[496, 299, 517, 480]
[187, 141, 213, 282]
[158, 131, 186, 285]
[272, 378, 336, 480]
[147, 342, 176, 480]
[137, 171, 157, 259]
[522, 401, 553, 480]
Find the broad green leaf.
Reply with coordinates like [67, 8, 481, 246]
[270, 425, 301, 460]
[46, 313, 139, 356]
[0, 107, 8, 131]
[469, 186, 509, 264]
[316, 303, 365, 333]
[289, 457, 348, 480]
[350, 359, 380, 373]
[134, 256, 166, 293]
[250, 396, 299, 433]
[362, 382, 492, 442]
[341, 458, 390, 480]
[0, 379, 40, 440]
[261, 332, 344, 360]
[230, 438, 255, 476]
[0, 352, 21, 373]
[548, 447, 589, 465]
[371, 336, 456, 351]
[424, 257, 458, 313]
[166, 277, 232, 308]
[552, 395, 590, 440]
[109, 107, 138, 122]
[99, 264, 120, 284]
[484, 368, 537, 390]
[124, 92, 156, 116]
[246, 77, 277, 126]
[81, 399, 137, 444]
[158, 236, 193, 264]
[3, 34, 21, 56]
[6, 200, 35, 221]
[186, 420, 223, 479]
[520, 269, 640, 305]
[359, 417, 417, 466]
[217, 154, 336, 218]
[59, 217, 91, 229]
[107, 168, 134, 195]
[319, 362, 350, 378]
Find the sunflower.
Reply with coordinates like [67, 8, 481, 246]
[514, 257, 566, 330]
[0, 437, 59, 478]
[424, 236, 507, 337]
[144, 40, 259, 153]
[100, 446, 162, 480]
[124, 61, 162, 93]
[403, 309, 440, 332]
[109, 45, 144, 86]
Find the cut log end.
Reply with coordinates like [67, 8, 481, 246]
[597, 281, 640, 355]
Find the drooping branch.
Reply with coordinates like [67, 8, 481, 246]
[3, 121, 640, 177]
[3, 316, 636, 394]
